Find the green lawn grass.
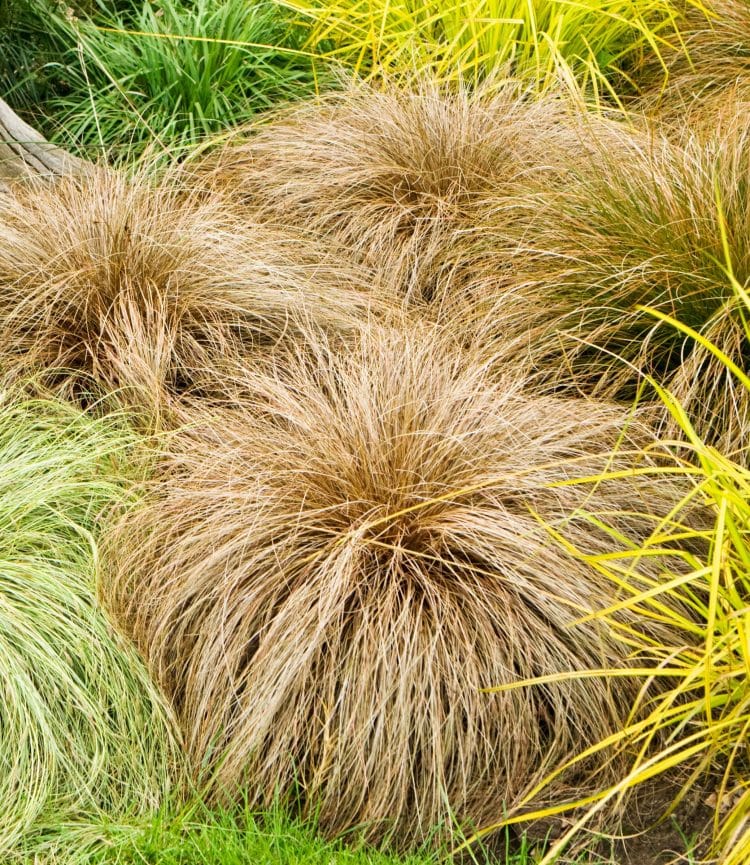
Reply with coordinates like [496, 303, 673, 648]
[38, 803, 606, 865]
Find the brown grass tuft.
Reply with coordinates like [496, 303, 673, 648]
[200, 79, 619, 314]
[102, 322, 694, 849]
[477, 112, 750, 456]
[638, 0, 750, 131]
[0, 167, 379, 422]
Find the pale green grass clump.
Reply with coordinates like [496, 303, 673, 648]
[0, 393, 181, 861]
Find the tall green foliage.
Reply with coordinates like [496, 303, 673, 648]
[1, 0, 323, 160]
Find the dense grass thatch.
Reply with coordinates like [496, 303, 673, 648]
[0, 393, 181, 862]
[102, 322, 695, 850]
[639, 0, 750, 129]
[0, 168, 379, 422]
[468, 109, 750, 456]
[203, 79, 623, 321]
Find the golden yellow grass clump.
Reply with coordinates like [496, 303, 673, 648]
[102, 322, 695, 849]
[202, 80, 618, 316]
[0, 168, 379, 420]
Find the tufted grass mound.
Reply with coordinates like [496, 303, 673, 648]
[639, 0, 750, 130]
[0, 392, 182, 862]
[480, 289, 750, 865]
[102, 322, 696, 851]
[202, 79, 623, 329]
[482, 109, 750, 457]
[0, 167, 378, 425]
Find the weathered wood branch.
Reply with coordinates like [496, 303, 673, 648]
[0, 97, 88, 185]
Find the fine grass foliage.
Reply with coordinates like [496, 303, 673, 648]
[203, 79, 618, 315]
[0, 0, 67, 114]
[278, 0, 685, 100]
[489, 109, 750, 456]
[0, 393, 181, 862]
[102, 321, 695, 851]
[2, 0, 323, 161]
[0, 167, 377, 423]
[639, 0, 750, 129]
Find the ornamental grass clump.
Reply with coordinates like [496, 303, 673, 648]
[4, 0, 323, 161]
[102, 322, 695, 851]
[204, 80, 614, 316]
[278, 0, 683, 100]
[0, 167, 376, 422]
[0, 393, 181, 862]
[494, 111, 750, 456]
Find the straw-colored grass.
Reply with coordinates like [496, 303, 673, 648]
[0, 167, 378, 423]
[101, 321, 696, 850]
[639, 0, 750, 129]
[202, 79, 624, 320]
[485, 110, 750, 456]
[0, 392, 181, 862]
